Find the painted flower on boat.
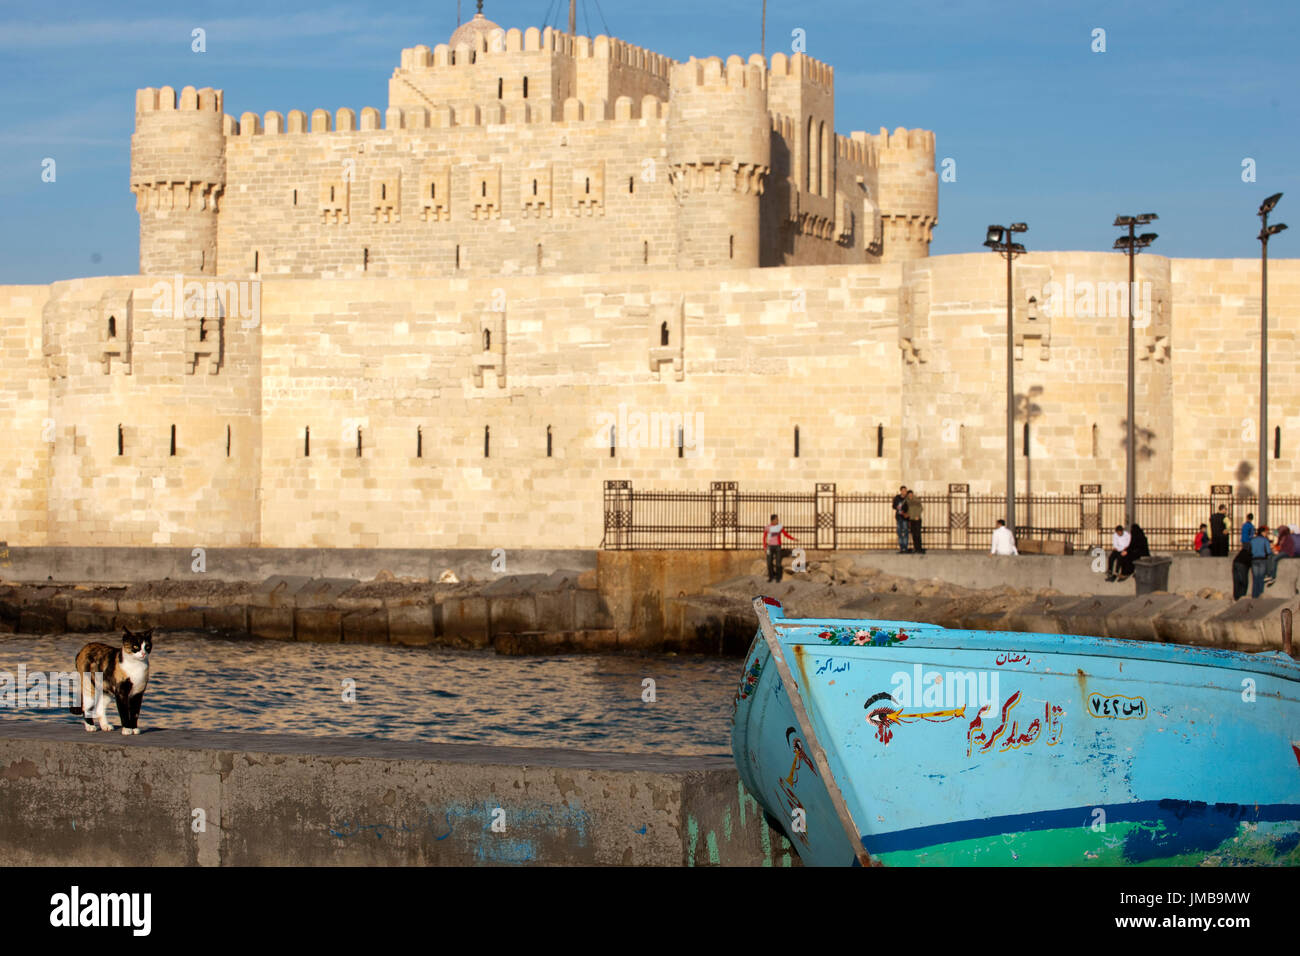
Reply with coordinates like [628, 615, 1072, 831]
[815, 626, 909, 647]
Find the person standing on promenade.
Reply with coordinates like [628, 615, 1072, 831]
[1242, 513, 1256, 546]
[1250, 525, 1273, 598]
[1194, 524, 1211, 555]
[905, 490, 925, 554]
[892, 486, 910, 553]
[1105, 524, 1130, 581]
[1210, 505, 1230, 556]
[1232, 543, 1252, 599]
[763, 513, 797, 583]
[991, 519, 1018, 555]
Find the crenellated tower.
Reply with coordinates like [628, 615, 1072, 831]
[866, 126, 937, 261]
[667, 56, 770, 270]
[131, 85, 226, 275]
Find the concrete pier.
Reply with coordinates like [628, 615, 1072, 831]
[0, 721, 798, 867]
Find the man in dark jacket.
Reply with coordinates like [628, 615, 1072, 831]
[1209, 505, 1230, 556]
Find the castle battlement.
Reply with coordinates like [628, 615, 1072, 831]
[767, 52, 833, 90]
[224, 93, 669, 138]
[399, 27, 675, 81]
[673, 55, 767, 91]
[135, 85, 223, 113]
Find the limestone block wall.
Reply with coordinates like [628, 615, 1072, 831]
[7, 253, 1298, 552]
[901, 252, 1192, 499]
[0, 286, 51, 545]
[1170, 258, 1300, 499]
[256, 265, 905, 549]
[217, 100, 674, 279]
[39, 276, 262, 547]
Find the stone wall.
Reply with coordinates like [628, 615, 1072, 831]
[2, 254, 1297, 549]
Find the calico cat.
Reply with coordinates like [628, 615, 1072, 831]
[69, 627, 153, 735]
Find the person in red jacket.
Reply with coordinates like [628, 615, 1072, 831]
[763, 514, 798, 583]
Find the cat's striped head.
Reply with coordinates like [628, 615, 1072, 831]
[121, 627, 153, 662]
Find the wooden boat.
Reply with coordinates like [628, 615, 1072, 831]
[731, 596, 1300, 866]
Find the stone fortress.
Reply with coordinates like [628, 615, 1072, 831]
[0, 8, 1296, 550]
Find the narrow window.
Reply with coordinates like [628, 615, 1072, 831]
[363, 247, 369, 271]
[293, 188, 298, 206]
[585, 177, 591, 194]
[380, 183, 386, 200]
[483, 329, 491, 351]
[226, 425, 231, 457]
[330, 185, 336, 202]
[546, 425, 552, 458]
[417, 426, 423, 458]
[628, 176, 634, 194]
[169, 424, 176, 456]
[643, 241, 649, 264]
[200, 250, 205, 270]
[660, 322, 669, 347]
[532, 179, 538, 196]
[199, 318, 207, 342]
[1275, 426, 1282, 460]
[253, 250, 259, 272]
[1091, 423, 1099, 458]
[876, 424, 883, 458]
[484, 425, 490, 458]
[430, 182, 437, 199]
[481, 181, 487, 197]
[677, 425, 684, 459]
[356, 427, 363, 457]
[304, 426, 310, 457]
[498, 77, 503, 99]
[523, 76, 529, 98]
[794, 425, 800, 458]
[537, 243, 543, 269]
[729, 235, 734, 259]
[610, 426, 616, 458]
[108, 315, 116, 338]
[456, 245, 461, 269]
[117, 424, 124, 456]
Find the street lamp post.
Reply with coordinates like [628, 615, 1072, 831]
[1112, 214, 1158, 526]
[1258, 192, 1287, 527]
[984, 223, 1028, 536]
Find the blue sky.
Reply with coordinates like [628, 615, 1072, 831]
[1, 0, 1295, 283]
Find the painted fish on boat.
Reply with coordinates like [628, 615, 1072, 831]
[731, 596, 1300, 866]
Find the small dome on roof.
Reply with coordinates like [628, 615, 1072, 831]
[450, 2, 501, 52]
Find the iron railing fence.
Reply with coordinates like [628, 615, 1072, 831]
[601, 481, 1300, 552]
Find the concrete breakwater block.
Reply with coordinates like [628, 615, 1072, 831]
[999, 595, 1080, 635]
[1050, 596, 1134, 637]
[1150, 597, 1229, 647]
[1204, 597, 1295, 650]
[1103, 593, 1196, 642]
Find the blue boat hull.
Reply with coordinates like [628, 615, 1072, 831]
[731, 598, 1300, 866]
